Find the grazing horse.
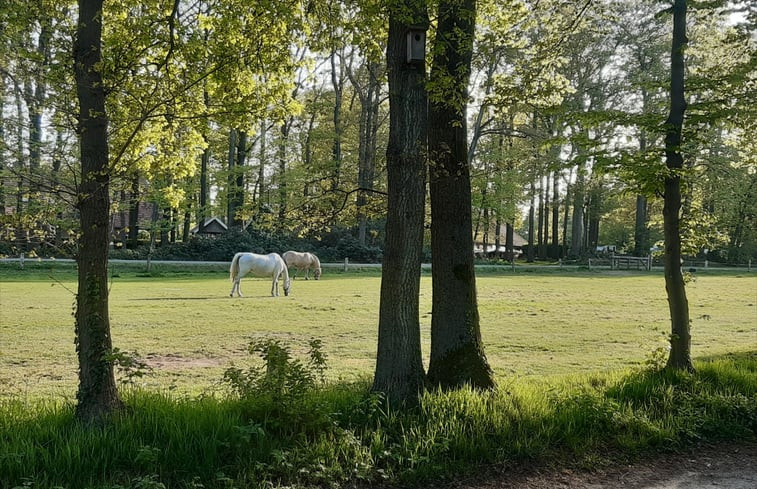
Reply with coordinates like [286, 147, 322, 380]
[282, 251, 322, 280]
[229, 252, 291, 297]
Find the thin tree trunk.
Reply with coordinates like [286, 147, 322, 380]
[537, 177, 544, 259]
[73, 0, 122, 421]
[198, 145, 209, 233]
[330, 48, 344, 192]
[571, 164, 585, 257]
[427, 0, 494, 390]
[128, 175, 139, 248]
[372, 4, 429, 403]
[527, 179, 536, 262]
[633, 133, 649, 256]
[663, 0, 693, 372]
[255, 120, 267, 210]
[277, 121, 290, 224]
[542, 173, 549, 259]
[552, 170, 559, 258]
[226, 128, 237, 225]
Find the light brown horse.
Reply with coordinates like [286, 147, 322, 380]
[282, 251, 322, 280]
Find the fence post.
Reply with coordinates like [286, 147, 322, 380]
[749, 259, 752, 272]
[19, 253, 25, 269]
[705, 259, 708, 269]
[343, 257, 349, 272]
[647, 254, 652, 271]
[588, 258, 592, 271]
[511, 259, 515, 272]
[559, 258, 562, 269]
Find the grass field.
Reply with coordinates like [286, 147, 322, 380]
[1, 262, 755, 400]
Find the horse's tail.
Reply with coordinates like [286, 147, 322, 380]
[230, 253, 242, 282]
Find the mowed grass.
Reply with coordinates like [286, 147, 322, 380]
[1, 262, 755, 400]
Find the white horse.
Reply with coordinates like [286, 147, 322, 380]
[230, 252, 291, 297]
[282, 251, 322, 280]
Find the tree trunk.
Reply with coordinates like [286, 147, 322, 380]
[0, 83, 5, 212]
[73, 0, 122, 422]
[255, 119, 267, 211]
[570, 164, 585, 257]
[537, 177, 544, 259]
[226, 128, 237, 225]
[127, 175, 140, 248]
[527, 180, 536, 262]
[427, 0, 494, 390]
[198, 145, 209, 233]
[277, 121, 290, 225]
[663, 0, 693, 372]
[230, 130, 247, 228]
[634, 194, 649, 256]
[542, 174, 549, 259]
[551, 170, 559, 258]
[372, 4, 429, 404]
[330, 48, 344, 192]
[354, 60, 382, 246]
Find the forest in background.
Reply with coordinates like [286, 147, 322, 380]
[1, 0, 755, 263]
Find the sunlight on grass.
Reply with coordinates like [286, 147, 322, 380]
[1, 264, 755, 400]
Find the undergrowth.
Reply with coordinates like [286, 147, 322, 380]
[1, 346, 755, 489]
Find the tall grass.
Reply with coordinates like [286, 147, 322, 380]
[2, 354, 755, 489]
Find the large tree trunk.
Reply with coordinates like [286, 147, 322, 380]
[372, 4, 429, 403]
[427, 0, 494, 390]
[663, 0, 693, 372]
[73, 0, 122, 422]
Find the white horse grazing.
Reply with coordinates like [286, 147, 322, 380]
[230, 252, 291, 297]
[282, 251, 322, 280]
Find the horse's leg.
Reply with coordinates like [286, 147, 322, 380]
[304, 268, 310, 280]
[271, 276, 277, 296]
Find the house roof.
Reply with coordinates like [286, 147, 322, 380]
[473, 229, 527, 247]
[190, 217, 228, 234]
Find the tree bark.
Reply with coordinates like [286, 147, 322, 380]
[277, 121, 290, 225]
[527, 180, 536, 262]
[73, 0, 122, 422]
[570, 164, 585, 257]
[198, 144, 210, 233]
[663, 0, 693, 372]
[226, 128, 237, 225]
[427, 0, 494, 390]
[551, 170, 559, 258]
[372, 2, 429, 404]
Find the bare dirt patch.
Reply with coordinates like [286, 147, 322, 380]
[144, 354, 225, 370]
[440, 442, 757, 489]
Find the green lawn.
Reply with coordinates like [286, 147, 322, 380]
[1, 263, 755, 400]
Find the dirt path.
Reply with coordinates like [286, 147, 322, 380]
[427, 442, 757, 489]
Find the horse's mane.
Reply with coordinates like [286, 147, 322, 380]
[309, 252, 321, 268]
